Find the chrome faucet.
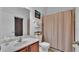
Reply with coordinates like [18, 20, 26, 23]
[0, 46, 1, 51]
[18, 37, 22, 42]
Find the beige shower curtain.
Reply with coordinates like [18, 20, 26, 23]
[43, 10, 74, 52]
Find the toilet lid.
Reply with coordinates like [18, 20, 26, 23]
[39, 42, 50, 46]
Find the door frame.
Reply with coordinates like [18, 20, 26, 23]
[15, 17, 23, 36]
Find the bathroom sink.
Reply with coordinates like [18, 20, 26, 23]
[0, 42, 11, 52]
[0, 37, 38, 52]
[0, 41, 27, 52]
[22, 38, 35, 42]
[13, 41, 26, 46]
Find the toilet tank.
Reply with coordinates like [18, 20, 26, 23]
[35, 34, 42, 43]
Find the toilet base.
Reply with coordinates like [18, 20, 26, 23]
[39, 46, 49, 52]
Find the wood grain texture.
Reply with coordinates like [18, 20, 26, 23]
[29, 42, 39, 52]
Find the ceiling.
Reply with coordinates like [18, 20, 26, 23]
[26, 7, 74, 16]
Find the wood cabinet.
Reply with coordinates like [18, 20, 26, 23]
[19, 47, 29, 52]
[29, 41, 39, 52]
[16, 41, 39, 52]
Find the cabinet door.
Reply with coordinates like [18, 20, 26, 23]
[20, 48, 27, 52]
[16, 47, 29, 52]
[29, 42, 39, 52]
[21, 47, 29, 52]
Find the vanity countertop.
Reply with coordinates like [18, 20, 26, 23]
[0, 38, 39, 52]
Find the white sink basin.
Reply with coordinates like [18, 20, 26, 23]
[22, 38, 35, 42]
[0, 38, 31, 51]
[13, 41, 26, 46]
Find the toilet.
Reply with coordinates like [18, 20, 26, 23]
[39, 42, 50, 52]
[36, 35, 50, 52]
